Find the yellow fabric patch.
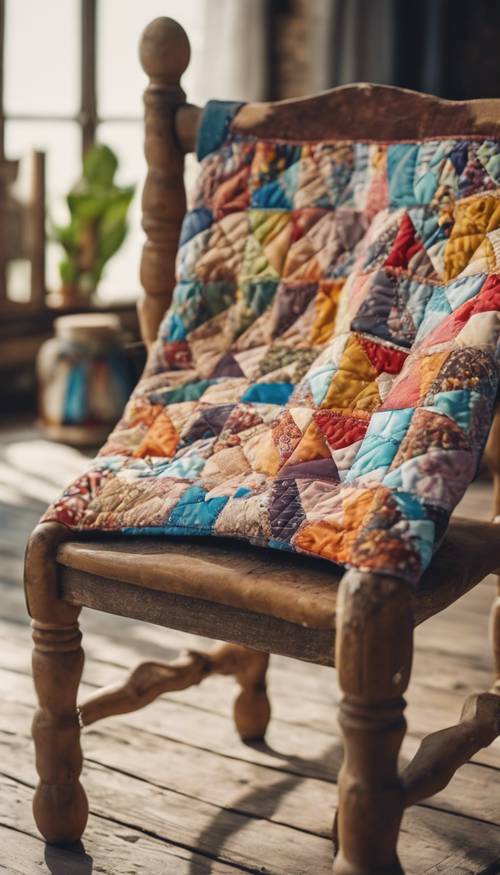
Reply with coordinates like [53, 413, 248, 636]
[444, 195, 500, 280]
[282, 419, 332, 468]
[419, 351, 450, 397]
[243, 427, 282, 475]
[310, 279, 345, 345]
[320, 335, 380, 412]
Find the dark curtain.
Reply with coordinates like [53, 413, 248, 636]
[310, 0, 500, 99]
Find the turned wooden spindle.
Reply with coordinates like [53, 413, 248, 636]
[485, 406, 500, 694]
[138, 17, 191, 345]
[25, 523, 88, 845]
[78, 644, 271, 743]
[402, 691, 500, 806]
[333, 571, 413, 875]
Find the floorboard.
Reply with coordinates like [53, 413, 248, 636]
[0, 424, 499, 874]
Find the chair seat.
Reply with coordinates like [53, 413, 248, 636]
[57, 516, 500, 633]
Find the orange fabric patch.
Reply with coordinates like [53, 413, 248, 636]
[294, 488, 375, 565]
[133, 410, 179, 458]
[283, 419, 332, 468]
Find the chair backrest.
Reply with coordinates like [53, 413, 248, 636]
[137, 16, 500, 525]
[137, 16, 500, 343]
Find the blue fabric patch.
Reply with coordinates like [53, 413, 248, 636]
[268, 538, 295, 552]
[167, 485, 228, 530]
[424, 390, 476, 432]
[388, 144, 419, 206]
[157, 455, 206, 480]
[197, 100, 245, 160]
[234, 486, 253, 498]
[153, 380, 216, 405]
[165, 312, 186, 341]
[180, 206, 213, 246]
[308, 364, 338, 406]
[241, 383, 294, 405]
[251, 180, 292, 210]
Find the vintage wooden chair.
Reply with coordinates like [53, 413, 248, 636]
[25, 18, 500, 875]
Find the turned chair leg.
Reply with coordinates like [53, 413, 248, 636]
[209, 644, 270, 741]
[333, 571, 413, 875]
[485, 406, 500, 693]
[25, 523, 88, 845]
[490, 576, 500, 694]
[31, 616, 88, 844]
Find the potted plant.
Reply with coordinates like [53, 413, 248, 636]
[51, 143, 135, 307]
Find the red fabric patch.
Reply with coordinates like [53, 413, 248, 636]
[474, 273, 500, 313]
[212, 165, 251, 219]
[290, 208, 327, 243]
[162, 341, 192, 370]
[314, 410, 368, 449]
[384, 214, 423, 269]
[380, 363, 422, 410]
[420, 275, 500, 352]
[359, 336, 408, 375]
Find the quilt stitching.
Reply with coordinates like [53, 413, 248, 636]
[43, 101, 500, 586]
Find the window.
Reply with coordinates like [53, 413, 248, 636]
[1, 0, 207, 303]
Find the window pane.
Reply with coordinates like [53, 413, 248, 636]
[98, 0, 207, 117]
[94, 121, 143, 301]
[96, 122, 200, 302]
[5, 121, 81, 293]
[5, 0, 79, 115]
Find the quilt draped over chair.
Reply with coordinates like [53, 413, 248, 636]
[43, 100, 500, 585]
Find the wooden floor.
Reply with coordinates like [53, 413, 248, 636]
[0, 423, 499, 874]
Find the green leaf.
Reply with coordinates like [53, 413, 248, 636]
[83, 143, 118, 186]
[53, 142, 135, 290]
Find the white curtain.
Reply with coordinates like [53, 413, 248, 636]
[193, 0, 268, 103]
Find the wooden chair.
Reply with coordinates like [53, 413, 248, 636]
[24, 18, 500, 875]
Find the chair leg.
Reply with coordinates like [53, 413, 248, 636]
[25, 523, 88, 845]
[31, 617, 88, 844]
[485, 406, 500, 693]
[490, 576, 500, 694]
[78, 643, 271, 742]
[209, 644, 271, 741]
[333, 570, 413, 875]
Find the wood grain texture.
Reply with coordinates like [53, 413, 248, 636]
[20, 15, 500, 870]
[485, 407, 500, 695]
[333, 571, 413, 874]
[402, 691, 500, 806]
[232, 84, 500, 143]
[31, 618, 88, 844]
[2, 568, 500, 875]
[171, 86, 500, 158]
[60, 568, 335, 664]
[55, 515, 500, 633]
[138, 16, 190, 344]
[78, 643, 270, 743]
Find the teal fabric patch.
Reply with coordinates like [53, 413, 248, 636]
[388, 144, 420, 206]
[196, 100, 245, 160]
[241, 383, 294, 405]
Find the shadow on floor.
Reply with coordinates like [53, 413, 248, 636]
[188, 738, 343, 875]
[44, 841, 93, 874]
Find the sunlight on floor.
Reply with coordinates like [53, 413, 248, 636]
[0, 438, 90, 508]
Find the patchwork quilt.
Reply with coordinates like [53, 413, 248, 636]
[43, 99, 500, 586]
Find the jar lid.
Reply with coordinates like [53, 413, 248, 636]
[55, 313, 122, 342]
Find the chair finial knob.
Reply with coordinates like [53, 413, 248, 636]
[139, 17, 190, 83]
